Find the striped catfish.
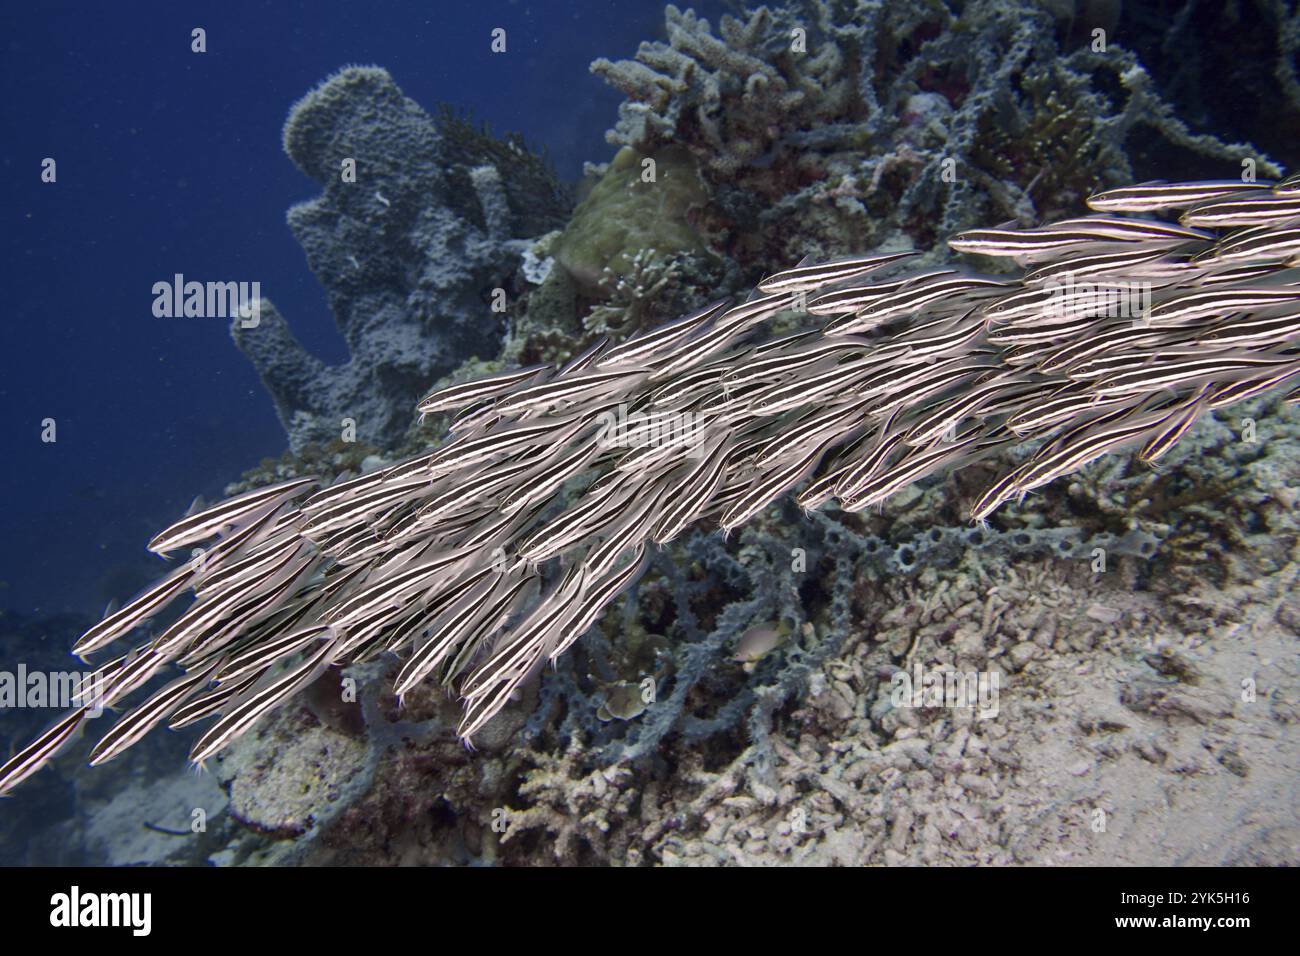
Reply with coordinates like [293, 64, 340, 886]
[594, 299, 731, 368]
[1181, 193, 1300, 228]
[547, 545, 648, 662]
[88, 658, 225, 767]
[189, 638, 341, 766]
[1086, 180, 1273, 214]
[10, 170, 1300, 797]
[1143, 287, 1300, 325]
[147, 476, 318, 556]
[0, 709, 89, 797]
[416, 364, 550, 417]
[1006, 406, 1180, 495]
[72, 564, 195, 658]
[757, 251, 918, 294]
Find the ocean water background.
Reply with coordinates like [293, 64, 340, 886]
[0, 0, 726, 619]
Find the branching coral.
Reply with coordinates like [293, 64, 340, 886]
[592, 4, 859, 179]
[591, 1, 1280, 270]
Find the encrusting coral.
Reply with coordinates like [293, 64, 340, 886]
[552, 145, 716, 296]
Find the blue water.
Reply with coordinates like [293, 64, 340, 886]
[0, 0, 721, 617]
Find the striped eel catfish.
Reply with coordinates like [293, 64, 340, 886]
[5, 174, 1300, 795]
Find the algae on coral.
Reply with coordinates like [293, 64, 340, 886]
[553, 145, 716, 294]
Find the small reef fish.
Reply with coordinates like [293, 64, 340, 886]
[757, 251, 919, 294]
[1085, 179, 1275, 214]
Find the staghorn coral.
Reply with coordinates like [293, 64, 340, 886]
[592, 4, 859, 179]
[1122, 0, 1300, 168]
[591, 1, 1281, 275]
[232, 67, 570, 452]
[578, 248, 710, 340]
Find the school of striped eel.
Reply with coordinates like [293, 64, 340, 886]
[5, 173, 1300, 796]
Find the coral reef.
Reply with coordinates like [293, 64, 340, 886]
[237, 2, 1283, 454]
[232, 67, 570, 452]
[28, 168, 1300, 804]
[164, 398, 1296, 866]
[1120, 0, 1300, 169]
[591, 0, 1280, 276]
[9, 4, 1299, 868]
